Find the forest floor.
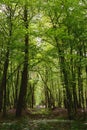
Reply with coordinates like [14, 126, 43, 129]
[0, 107, 87, 130]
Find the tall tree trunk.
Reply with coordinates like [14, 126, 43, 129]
[0, 5, 13, 116]
[14, 69, 19, 108]
[16, 5, 29, 117]
[57, 43, 74, 119]
[3, 50, 9, 117]
[77, 46, 84, 109]
[72, 71, 78, 114]
[0, 50, 9, 114]
[70, 46, 78, 115]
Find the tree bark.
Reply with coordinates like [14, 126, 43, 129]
[0, 50, 9, 114]
[16, 5, 29, 117]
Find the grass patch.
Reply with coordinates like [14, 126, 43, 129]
[0, 117, 87, 130]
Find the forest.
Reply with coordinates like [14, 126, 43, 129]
[0, 0, 87, 129]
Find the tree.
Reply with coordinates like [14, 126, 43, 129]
[0, 2, 17, 116]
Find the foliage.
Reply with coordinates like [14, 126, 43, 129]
[0, 119, 87, 130]
[0, 0, 87, 120]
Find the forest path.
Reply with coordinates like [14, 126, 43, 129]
[0, 107, 86, 130]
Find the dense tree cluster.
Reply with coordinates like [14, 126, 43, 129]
[0, 0, 87, 119]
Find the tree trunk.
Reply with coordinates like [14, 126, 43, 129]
[0, 50, 9, 116]
[57, 44, 74, 119]
[16, 5, 29, 117]
[14, 69, 19, 108]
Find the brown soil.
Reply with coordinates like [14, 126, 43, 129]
[0, 107, 86, 121]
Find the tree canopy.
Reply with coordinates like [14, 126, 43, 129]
[0, 0, 87, 120]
